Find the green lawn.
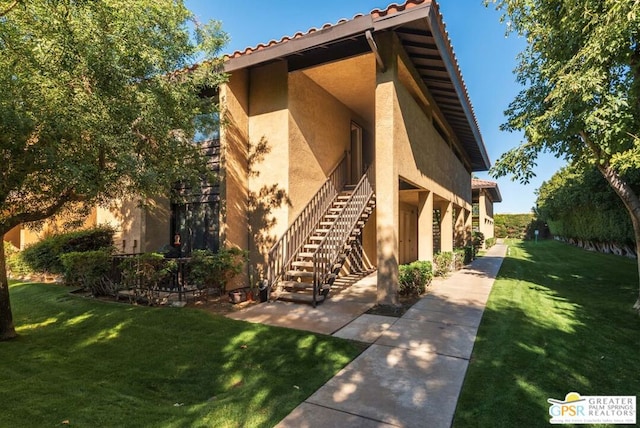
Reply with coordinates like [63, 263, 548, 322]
[454, 240, 640, 428]
[0, 282, 363, 427]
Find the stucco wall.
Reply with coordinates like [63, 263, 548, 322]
[288, 71, 352, 220]
[245, 62, 290, 264]
[220, 68, 249, 253]
[393, 73, 472, 207]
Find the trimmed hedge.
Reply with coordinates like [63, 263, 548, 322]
[399, 260, 433, 296]
[187, 248, 247, 291]
[21, 226, 115, 274]
[60, 250, 117, 296]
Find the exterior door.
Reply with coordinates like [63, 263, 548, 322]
[399, 204, 418, 264]
[350, 122, 363, 184]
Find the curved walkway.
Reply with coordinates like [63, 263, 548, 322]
[275, 243, 507, 428]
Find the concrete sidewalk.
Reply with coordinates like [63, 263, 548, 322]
[276, 243, 507, 428]
[226, 272, 379, 335]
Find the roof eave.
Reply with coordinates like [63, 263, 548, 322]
[223, 0, 491, 171]
[224, 15, 374, 73]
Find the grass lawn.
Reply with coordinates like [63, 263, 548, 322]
[453, 240, 640, 428]
[0, 282, 364, 427]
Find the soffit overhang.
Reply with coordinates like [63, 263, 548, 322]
[472, 179, 503, 203]
[224, 0, 491, 172]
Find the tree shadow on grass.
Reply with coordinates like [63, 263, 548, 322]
[453, 240, 640, 428]
[1, 282, 361, 427]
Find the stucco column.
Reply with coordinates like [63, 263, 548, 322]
[418, 190, 434, 261]
[479, 192, 488, 239]
[440, 200, 453, 252]
[464, 208, 472, 245]
[375, 33, 399, 306]
[375, 85, 399, 305]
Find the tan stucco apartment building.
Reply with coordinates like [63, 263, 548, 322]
[472, 179, 502, 246]
[6, 0, 494, 305]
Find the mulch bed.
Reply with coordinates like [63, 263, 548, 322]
[365, 294, 421, 317]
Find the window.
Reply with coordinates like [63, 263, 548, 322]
[194, 111, 220, 143]
[171, 139, 220, 255]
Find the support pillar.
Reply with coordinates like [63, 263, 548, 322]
[418, 191, 434, 262]
[464, 208, 472, 245]
[440, 201, 453, 252]
[374, 34, 399, 306]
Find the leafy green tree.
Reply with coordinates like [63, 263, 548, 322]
[487, 0, 640, 310]
[536, 163, 637, 246]
[0, 0, 228, 340]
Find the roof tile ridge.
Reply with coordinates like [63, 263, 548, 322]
[228, 12, 369, 59]
[371, 0, 429, 18]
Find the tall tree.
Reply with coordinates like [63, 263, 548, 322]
[488, 0, 640, 310]
[536, 163, 638, 249]
[0, 0, 228, 340]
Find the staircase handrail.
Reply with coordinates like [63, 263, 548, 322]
[267, 153, 348, 288]
[312, 165, 375, 306]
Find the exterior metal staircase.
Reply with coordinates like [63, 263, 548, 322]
[267, 160, 375, 306]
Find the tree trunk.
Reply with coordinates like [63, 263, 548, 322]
[0, 245, 17, 340]
[597, 164, 640, 312]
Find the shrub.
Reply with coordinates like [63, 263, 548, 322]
[494, 214, 534, 239]
[399, 260, 433, 296]
[187, 247, 247, 292]
[463, 246, 474, 264]
[472, 231, 485, 253]
[60, 250, 117, 296]
[433, 252, 453, 277]
[118, 253, 176, 290]
[117, 253, 178, 305]
[453, 248, 466, 270]
[3, 241, 32, 277]
[21, 226, 115, 274]
[485, 237, 496, 248]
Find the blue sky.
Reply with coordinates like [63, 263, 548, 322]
[184, 0, 566, 214]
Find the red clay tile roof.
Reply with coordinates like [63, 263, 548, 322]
[216, 0, 491, 172]
[472, 179, 498, 189]
[472, 179, 502, 202]
[226, 0, 432, 59]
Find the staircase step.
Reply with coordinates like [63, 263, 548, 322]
[286, 270, 314, 278]
[280, 281, 315, 291]
[291, 260, 314, 268]
[277, 291, 326, 305]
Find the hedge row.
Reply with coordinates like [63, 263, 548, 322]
[20, 226, 116, 274]
[398, 247, 475, 297]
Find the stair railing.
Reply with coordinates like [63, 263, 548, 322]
[267, 153, 348, 289]
[312, 165, 375, 306]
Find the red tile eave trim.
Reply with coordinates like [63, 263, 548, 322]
[212, 0, 491, 172]
[226, 0, 431, 60]
[472, 179, 498, 189]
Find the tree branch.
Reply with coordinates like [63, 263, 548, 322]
[579, 130, 605, 164]
[0, 0, 20, 17]
[0, 189, 83, 234]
